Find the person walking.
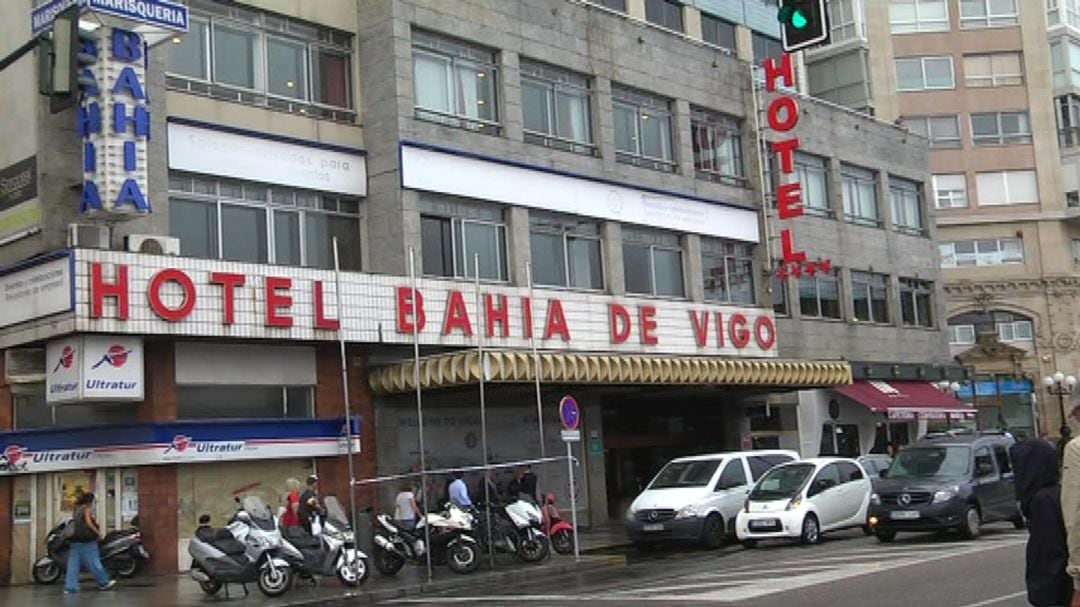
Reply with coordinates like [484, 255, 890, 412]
[63, 492, 116, 595]
[298, 475, 326, 534]
[1014, 438, 1071, 607]
[281, 478, 302, 529]
[394, 483, 420, 530]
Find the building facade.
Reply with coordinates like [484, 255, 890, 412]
[0, 0, 957, 583]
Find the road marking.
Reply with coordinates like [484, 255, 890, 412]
[953, 591, 1027, 607]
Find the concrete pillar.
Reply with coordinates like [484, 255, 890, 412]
[594, 77, 617, 172]
[499, 50, 524, 143]
[878, 172, 893, 230]
[506, 206, 532, 286]
[627, 0, 646, 21]
[684, 233, 704, 302]
[838, 266, 854, 323]
[673, 98, 695, 177]
[735, 25, 754, 63]
[827, 157, 844, 219]
[683, 4, 703, 41]
[401, 189, 422, 275]
[602, 221, 625, 295]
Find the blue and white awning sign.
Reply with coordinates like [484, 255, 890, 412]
[31, 0, 189, 35]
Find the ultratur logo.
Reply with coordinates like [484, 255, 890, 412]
[92, 344, 133, 369]
[0, 445, 28, 472]
[52, 345, 76, 372]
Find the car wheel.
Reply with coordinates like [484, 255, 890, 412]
[960, 506, 981, 540]
[861, 525, 873, 537]
[800, 514, 820, 545]
[875, 530, 896, 543]
[741, 539, 758, 549]
[701, 514, 725, 550]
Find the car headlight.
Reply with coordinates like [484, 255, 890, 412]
[675, 505, 700, 519]
[785, 496, 802, 511]
[625, 508, 636, 522]
[870, 493, 881, 506]
[932, 486, 959, 504]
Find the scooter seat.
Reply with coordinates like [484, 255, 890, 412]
[282, 526, 321, 549]
[207, 529, 246, 555]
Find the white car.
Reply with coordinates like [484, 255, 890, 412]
[735, 457, 872, 547]
[625, 450, 798, 548]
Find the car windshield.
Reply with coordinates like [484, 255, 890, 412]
[749, 463, 815, 500]
[241, 496, 276, 531]
[886, 447, 970, 479]
[648, 459, 722, 489]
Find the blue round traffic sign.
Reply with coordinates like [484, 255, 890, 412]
[559, 395, 580, 430]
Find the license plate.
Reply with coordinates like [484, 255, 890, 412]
[749, 518, 780, 530]
[643, 523, 664, 532]
[890, 510, 921, 520]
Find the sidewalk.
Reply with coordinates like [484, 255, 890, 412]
[0, 525, 630, 607]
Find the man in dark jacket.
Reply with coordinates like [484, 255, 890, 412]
[1013, 439, 1072, 607]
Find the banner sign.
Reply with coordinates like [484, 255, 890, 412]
[0, 253, 73, 329]
[0, 156, 40, 245]
[32, 0, 189, 35]
[46, 335, 144, 403]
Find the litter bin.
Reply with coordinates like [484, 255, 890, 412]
[354, 506, 375, 559]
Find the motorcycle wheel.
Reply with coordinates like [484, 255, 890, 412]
[193, 568, 222, 596]
[257, 564, 292, 597]
[446, 541, 480, 574]
[114, 557, 139, 579]
[551, 529, 574, 555]
[374, 546, 405, 576]
[32, 558, 61, 585]
[336, 554, 370, 587]
[519, 534, 550, 563]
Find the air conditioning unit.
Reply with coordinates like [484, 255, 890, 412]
[67, 223, 109, 249]
[125, 234, 180, 256]
[4, 348, 45, 385]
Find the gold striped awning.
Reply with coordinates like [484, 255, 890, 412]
[368, 350, 852, 395]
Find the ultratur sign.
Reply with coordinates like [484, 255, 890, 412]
[46, 334, 144, 403]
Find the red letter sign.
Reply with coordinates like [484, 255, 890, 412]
[609, 304, 631, 344]
[771, 137, 800, 174]
[313, 281, 340, 330]
[396, 286, 426, 334]
[729, 313, 751, 349]
[754, 316, 776, 350]
[780, 229, 807, 263]
[148, 268, 196, 322]
[689, 311, 709, 347]
[639, 306, 658, 345]
[763, 53, 795, 92]
[441, 290, 473, 336]
[485, 294, 509, 338]
[209, 272, 245, 325]
[90, 262, 129, 320]
[544, 299, 571, 341]
[265, 277, 294, 328]
[776, 182, 804, 220]
[767, 97, 799, 132]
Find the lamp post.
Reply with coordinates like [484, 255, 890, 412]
[936, 381, 963, 430]
[1042, 371, 1077, 438]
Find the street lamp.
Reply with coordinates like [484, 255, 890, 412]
[1042, 372, 1077, 438]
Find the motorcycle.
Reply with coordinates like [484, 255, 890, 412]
[501, 495, 550, 563]
[277, 495, 370, 587]
[542, 493, 576, 555]
[32, 517, 150, 584]
[372, 503, 480, 575]
[188, 496, 293, 598]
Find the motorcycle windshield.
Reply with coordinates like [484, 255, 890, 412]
[240, 496, 276, 531]
[324, 496, 350, 530]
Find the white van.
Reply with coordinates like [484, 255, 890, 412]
[624, 450, 799, 548]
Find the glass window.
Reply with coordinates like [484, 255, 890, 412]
[975, 170, 1038, 205]
[933, 174, 968, 208]
[594, 0, 627, 10]
[691, 108, 743, 184]
[900, 278, 934, 327]
[810, 464, 843, 495]
[829, 0, 863, 42]
[221, 204, 268, 263]
[702, 238, 755, 304]
[421, 216, 455, 277]
[701, 14, 736, 51]
[799, 272, 841, 319]
[715, 459, 748, 490]
[1049, 0, 1080, 27]
[14, 394, 138, 430]
[419, 198, 508, 281]
[305, 213, 361, 271]
[520, 60, 593, 153]
[903, 115, 961, 149]
[971, 112, 1032, 146]
[747, 454, 795, 480]
[168, 17, 209, 79]
[836, 461, 864, 483]
[752, 33, 783, 64]
[842, 164, 879, 224]
[895, 56, 955, 90]
[998, 320, 1034, 342]
[993, 445, 1013, 474]
[792, 152, 830, 212]
[267, 37, 308, 100]
[963, 53, 1023, 87]
[851, 271, 889, 323]
[412, 30, 499, 131]
[645, 0, 683, 31]
[273, 210, 301, 266]
[623, 228, 684, 297]
[890, 0, 949, 33]
[772, 275, 789, 316]
[170, 198, 218, 258]
[890, 177, 924, 232]
[948, 323, 976, 344]
[613, 86, 675, 171]
[529, 212, 603, 290]
[312, 48, 351, 108]
[212, 23, 257, 89]
[178, 385, 314, 419]
[960, 0, 1019, 28]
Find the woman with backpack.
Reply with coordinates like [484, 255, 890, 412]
[63, 492, 116, 595]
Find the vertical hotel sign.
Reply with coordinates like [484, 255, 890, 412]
[761, 54, 831, 280]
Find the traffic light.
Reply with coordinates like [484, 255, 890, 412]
[778, 0, 829, 53]
[44, 5, 99, 114]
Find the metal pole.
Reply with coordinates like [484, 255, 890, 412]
[408, 248, 434, 583]
[473, 254, 495, 569]
[526, 262, 546, 503]
[748, 61, 775, 275]
[332, 238, 360, 578]
[567, 441, 580, 561]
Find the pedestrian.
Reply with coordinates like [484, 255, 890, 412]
[448, 471, 472, 509]
[298, 474, 326, 535]
[1062, 402, 1080, 607]
[475, 468, 500, 506]
[394, 482, 419, 530]
[1013, 438, 1072, 607]
[508, 465, 538, 503]
[1060, 425, 1073, 466]
[195, 514, 214, 541]
[281, 477, 302, 529]
[64, 492, 116, 595]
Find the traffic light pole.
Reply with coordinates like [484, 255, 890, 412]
[0, 37, 40, 73]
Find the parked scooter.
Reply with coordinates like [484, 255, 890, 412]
[542, 493, 576, 555]
[188, 496, 293, 598]
[277, 495, 370, 587]
[32, 516, 150, 584]
[373, 503, 480, 575]
[501, 495, 550, 562]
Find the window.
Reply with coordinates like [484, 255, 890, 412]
[772, 275, 789, 316]
[959, 0, 1019, 28]
[975, 170, 1038, 205]
[830, 0, 863, 42]
[412, 30, 499, 132]
[890, 0, 949, 33]
[178, 385, 313, 419]
[752, 33, 784, 63]
[948, 324, 976, 344]
[890, 177, 924, 233]
[993, 445, 1013, 475]
[836, 461, 864, 483]
[701, 238, 755, 304]
[165, 6, 353, 120]
[963, 53, 1023, 87]
[933, 174, 968, 208]
[1058, 95, 1080, 148]
[14, 394, 138, 430]
[851, 271, 889, 323]
[903, 115, 962, 149]
[747, 454, 795, 480]
[1073, 238, 1080, 263]
[645, 0, 683, 32]
[842, 164, 879, 224]
[520, 60, 593, 153]
[899, 278, 934, 327]
[419, 196, 507, 281]
[715, 459, 748, 490]
[998, 319, 1033, 342]
[810, 464, 843, 495]
[971, 112, 1032, 146]
[691, 108, 744, 184]
[593, 0, 627, 10]
[939, 238, 1024, 268]
[799, 272, 842, 319]
[168, 174, 361, 270]
[778, 152, 830, 214]
[1049, 0, 1080, 28]
[623, 227, 684, 297]
[701, 14, 736, 51]
[613, 86, 675, 171]
[974, 447, 996, 477]
[529, 212, 603, 290]
[895, 56, 955, 90]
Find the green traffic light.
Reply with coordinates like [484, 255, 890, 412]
[777, 5, 809, 29]
[791, 10, 808, 29]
